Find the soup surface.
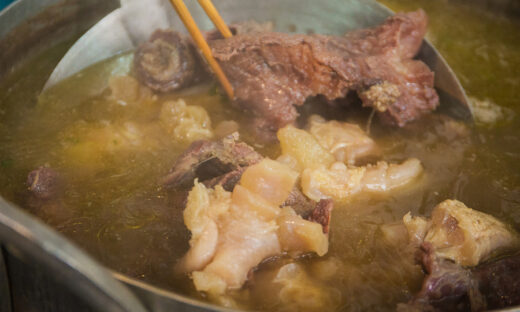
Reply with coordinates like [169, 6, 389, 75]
[0, 0, 519, 311]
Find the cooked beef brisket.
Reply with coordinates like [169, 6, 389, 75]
[27, 167, 61, 200]
[134, 29, 201, 92]
[162, 133, 263, 188]
[26, 167, 72, 224]
[472, 252, 520, 309]
[135, 11, 437, 141]
[404, 244, 481, 311]
[401, 244, 520, 311]
[208, 10, 437, 140]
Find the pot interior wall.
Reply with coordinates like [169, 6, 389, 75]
[0, 0, 118, 80]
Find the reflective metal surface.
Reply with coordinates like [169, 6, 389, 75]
[0, 198, 148, 312]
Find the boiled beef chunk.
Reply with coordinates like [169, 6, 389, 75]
[136, 21, 272, 92]
[402, 247, 520, 312]
[474, 252, 520, 309]
[26, 167, 71, 224]
[401, 245, 483, 312]
[162, 133, 263, 188]
[134, 29, 201, 92]
[209, 10, 438, 141]
[401, 200, 520, 311]
[27, 167, 61, 200]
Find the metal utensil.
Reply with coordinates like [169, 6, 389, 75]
[42, 0, 472, 120]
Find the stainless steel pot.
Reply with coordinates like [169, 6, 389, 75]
[0, 1, 517, 312]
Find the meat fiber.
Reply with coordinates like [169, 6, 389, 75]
[134, 29, 201, 92]
[162, 133, 262, 188]
[27, 167, 61, 200]
[401, 244, 482, 312]
[209, 10, 438, 141]
[401, 200, 520, 311]
[309, 199, 333, 234]
[26, 167, 72, 224]
[401, 247, 520, 311]
[135, 21, 272, 93]
[474, 252, 520, 309]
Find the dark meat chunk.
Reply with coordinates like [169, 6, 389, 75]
[162, 133, 263, 188]
[402, 244, 520, 311]
[27, 167, 61, 200]
[26, 167, 72, 225]
[209, 10, 438, 141]
[135, 21, 273, 92]
[309, 199, 333, 234]
[404, 244, 483, 312]
[473, 253, 520, 309]
[134, 29, 200, 92]
[283, 187, 316, 218]
[203, 167, 247, 192]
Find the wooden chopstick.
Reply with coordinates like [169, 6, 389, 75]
[197, 0, 233, 38]
[168, 0, 234, 100]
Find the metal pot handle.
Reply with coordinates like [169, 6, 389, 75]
[0, 198, 148, 312]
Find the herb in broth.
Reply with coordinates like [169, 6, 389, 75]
[0, 1, 519, 311]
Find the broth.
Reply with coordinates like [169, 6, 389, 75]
[1, 1, 519, 311]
